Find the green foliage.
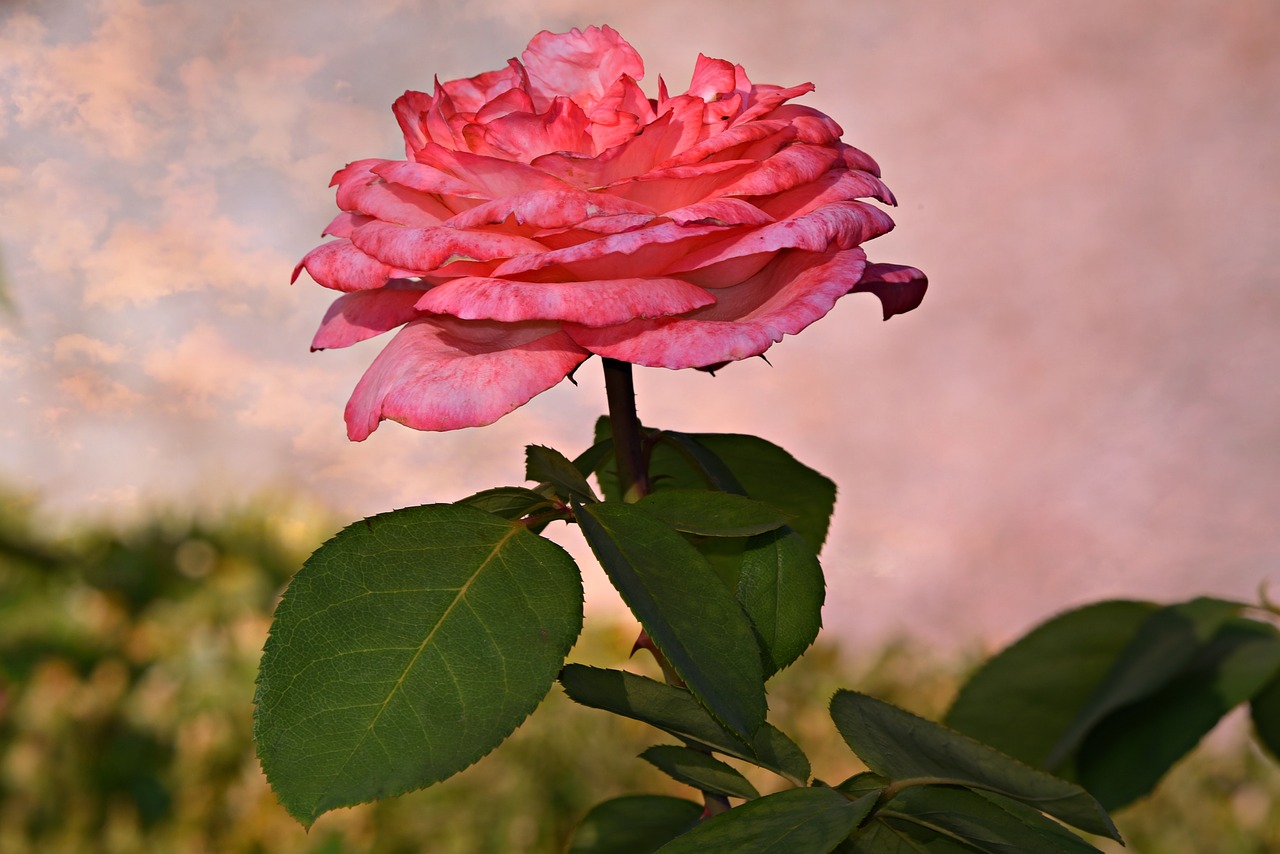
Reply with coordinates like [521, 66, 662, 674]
[575, 501, 766, 739]
[558, 665, 810, 783]
[838, 788, 1103, 853]
[831, 691, 1119, 845]
[640, 745, 761, 800]
[632, 489, 792, 538]
[738, 526, 826, 676]
[946, 597, 1280, 811]
[568, 795, 703, 853]
[254, 504, 584, 824]
[0, 493, 1277, 852]
[945, 600, 1158, 767]
[654, 786, 874, 853]
[244, 415, 1280, 850]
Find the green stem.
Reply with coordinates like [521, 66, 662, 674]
[602, 358, 649, 502]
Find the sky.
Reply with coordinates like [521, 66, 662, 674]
[1, 0, 1278, 648]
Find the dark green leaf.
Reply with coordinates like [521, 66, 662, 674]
[738, 527, 825, 675]
[655, 786, 872, 854]
[527, 444, 598, 503]
[1251, 668, 1280, 761]
[829, 691, 1118, 841]
[641, 745, 760, 800]
[573, 436, 615, 480]
[575, 501, 765, 739]
[835, 771, 889, 799]
[634, 490, 792, 538]
[1045, 596, 1243, 768]
[558, 665, 810, 783]
[945, 600, 1158, 767]
[883, 788, 1103, 854]
[589, 421, 835, 555]
[457, 486, 555, 520]
[653, 431, 748, 494]
[254, 504, 583, 825]
[569, 795, 703, 854]
[664, 433, 837, 554]
[841, 818, 980, 853]
[1076, 616, 1280, 809]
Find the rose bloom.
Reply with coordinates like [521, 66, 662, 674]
[296, 26, 926, 439]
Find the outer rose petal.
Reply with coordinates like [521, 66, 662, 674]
[345, 318, 591, 438]
[311, 286, 426, 350]
[565, 248, 866, 368]
[850, 263, 929, 319]
[332, 160, 452, 225]
[293, 240, 416, 292]
[413, 275, 715, 326]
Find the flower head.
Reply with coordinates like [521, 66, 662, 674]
[296, 26, 926, 439]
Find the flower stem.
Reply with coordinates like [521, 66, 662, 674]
[602, 358, 649, 502]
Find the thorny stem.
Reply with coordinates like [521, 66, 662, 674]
[602, 358, 649, 502]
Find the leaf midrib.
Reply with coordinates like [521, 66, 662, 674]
[318, 522, 521, 809]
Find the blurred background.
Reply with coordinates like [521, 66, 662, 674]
[2, 0, 1279, 849]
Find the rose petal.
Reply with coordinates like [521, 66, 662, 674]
[293, 240, 416, 292]
[685, 54, 739, 102]
[350, 220, 548, 274]
[734, 82, 816, 126]
[586, 74, 655, 153]
[464, 96, 594, 162]
[440, 59, 526, 113]
[369, 160, 483, 200]
[655, 120, 791, 169]
[669, 200, 894, 277]
[413, 275, 715, 326]
[444, 189, 653, 231]
[758, 170, 896, 220]
[344, 318, 590, 438]
[756, 103, 844, 143]
[661, 198, 775, 227]
[565, 248, 866, 368]
[599, 159, 757, 212]
[850, 263, 929, 319]
[321, 211, 370, 239]
[713, 143, 840, 198]
[522, 25, 645, 113]
[532, 107, 699, 189]
[838, 142, 882, 177]
[492, 219, 734, 280]
[414, 142, 573, 198]
[333, 160, 452, 226]
[311, 286, 427, 349]
[473, 87, 537, 123]
[392, 90, 436, 153]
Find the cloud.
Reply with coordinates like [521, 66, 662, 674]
[53, 333, 126, 364]
[0, 0, 180, 161]
[142, 323, 254, 416]
[56, 370, 143, 413]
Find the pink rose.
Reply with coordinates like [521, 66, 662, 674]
[296, 26, 926, 439]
